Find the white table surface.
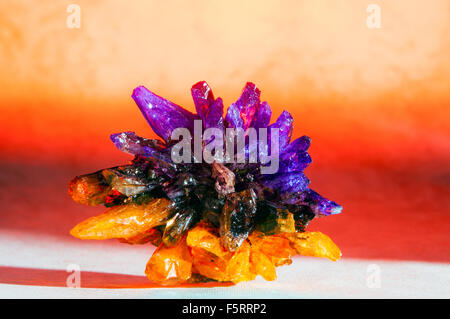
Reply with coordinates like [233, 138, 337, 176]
[0, 230, 448, 299]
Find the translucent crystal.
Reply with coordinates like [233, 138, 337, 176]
[283, 232, 342, 261]
[145, 236, 193, 284]
[162, 208, 197, 246]
[220, 189, 257, 251]
[69, 172, 111, 206]
[70, 198, 173, 240]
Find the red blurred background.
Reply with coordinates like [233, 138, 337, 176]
[0, 1, 449, 262]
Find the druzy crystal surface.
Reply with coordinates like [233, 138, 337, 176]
[69, 81, 342, 285]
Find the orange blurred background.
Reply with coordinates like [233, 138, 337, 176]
[0, 1, 449, 262]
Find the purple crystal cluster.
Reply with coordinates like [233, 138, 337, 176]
[75, 82, 341, 250]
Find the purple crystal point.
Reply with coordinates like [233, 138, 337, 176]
[268, 111, 293, 150]
[191, 81, 224, 131]
[252, 101, 272, 129]
[110, 132, 172, 162]
[225, 82, 261, 130]
[224, 103, 242, 129]
[191, 81, 214, 121]
[279, 150, 312, 173]
[132, 86, 198, 142]
[278, 135, 312, 173]
[285, 136, 311, 153]
[110, 131, 163, 155]
[206, 98, 225, 131]
[261, 172, 310, 194]
[284, 189, 342, 216]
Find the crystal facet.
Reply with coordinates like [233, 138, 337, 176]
[132, 86, 198, 142]
[225, 82, 261, 130]
[70, 198, 173, 240]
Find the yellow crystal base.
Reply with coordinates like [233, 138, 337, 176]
[70, 199, 341, 285]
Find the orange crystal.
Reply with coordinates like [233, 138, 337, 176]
[250, 248, 276, 281]
[187, 227, 256, 283]
[282, 231, 342, 261]
[186, 224, 230, 282]
[70, 198, 172, 240]
[225, 240, 256, 283]
[249, 231, 296, 266]
[71, 210, 341, 284]
[145, 235, 192, 284]
[189, 247, 229, 282]
[69, 174, 111, 206]
[119, 228, 162, 245]
[186, 225, 274, 283]
[186, 223, 227, 257]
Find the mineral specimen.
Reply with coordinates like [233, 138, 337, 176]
[69, 81, 342, 285]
